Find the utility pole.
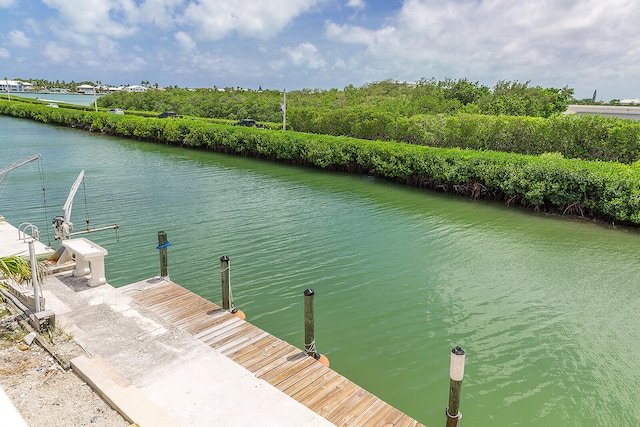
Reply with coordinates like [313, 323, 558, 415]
[282, 88, 286, 131]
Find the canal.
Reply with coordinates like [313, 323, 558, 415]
[1, 114, 639, 426]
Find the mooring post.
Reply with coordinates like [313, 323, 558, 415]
[446, 346, 466, 427]
[157, 231, 169, 279]
[220, 256, 230, 311]
[303, 288, 315, 357]
[303, 288, 330, 366]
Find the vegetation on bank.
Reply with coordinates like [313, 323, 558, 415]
[91, 81, 640, 164]
[97, 78, 574, 120]
[2, 98, 640, 226]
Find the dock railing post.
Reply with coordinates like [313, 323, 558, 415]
[446, 346, 465, 427]
[157, 231, 170, 279]
[220, 256, 230, 311]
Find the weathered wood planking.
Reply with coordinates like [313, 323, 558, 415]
[130, 280, 425, 427]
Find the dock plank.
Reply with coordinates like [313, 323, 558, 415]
[216, 329, 270, 355]
[272, 359, 328, 391]
[130, 280, 425, 427]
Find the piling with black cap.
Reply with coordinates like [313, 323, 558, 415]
[219, 255, 245, 320]
[303, 288, 329, 367]
[220, 256, 230, 311]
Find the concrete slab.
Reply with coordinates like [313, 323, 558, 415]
[41, 273, 336, 427]
[0, 217, 54, 258]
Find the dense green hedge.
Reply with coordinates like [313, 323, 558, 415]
[2, 100, 640, 225]
[288, 109, 640, 163]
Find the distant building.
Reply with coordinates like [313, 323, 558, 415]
[123, 85, 147, 92]
[620, 98, 640, 105]
[565, 105, 640, 121]
[77, 84, 95, 94]
[0, 79, 24, 92]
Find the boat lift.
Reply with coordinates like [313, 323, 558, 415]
[0, 154, 42, 186]
[52, 170, 119, 240]
[49, 170, 119, 282]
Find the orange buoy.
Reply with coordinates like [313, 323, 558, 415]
[317, 353, 330, 368]
[232, 309, 246, 320]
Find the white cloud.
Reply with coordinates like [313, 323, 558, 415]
[346, 0, 365, 10]
[7, 30, 30, 48]
[42, 41, 72, 63]
[0, 47, 9, 59]
[0, 0, 16, 7]
[135, 0, 182, 28]
[42, 0, 139, 38]
[182, 0, 321, 40]
[283, 42, 326, 69]
[175, 31, 196, 51]
[325, 0, 640, 88]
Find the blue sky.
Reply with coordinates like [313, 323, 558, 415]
[1, 0, 639, 101]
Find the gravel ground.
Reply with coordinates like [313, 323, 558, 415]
[0, 300, 129, 427]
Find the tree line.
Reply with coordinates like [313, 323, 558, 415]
[96, 78, 574, 121]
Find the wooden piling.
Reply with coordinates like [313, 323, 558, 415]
[157, 231, 169, 278]
[220, 256, 230, 311]
[446, 346, 465, 427]
[303, 288, 329, 367]
[303, 288, 315, 358]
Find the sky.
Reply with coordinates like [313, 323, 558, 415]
[0, 0, 639, 101]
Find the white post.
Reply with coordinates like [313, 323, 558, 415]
[446, 346, 465, 427]
[28, 241, 41, 313]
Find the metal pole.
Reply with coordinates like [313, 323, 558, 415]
[220, 256, 230, 311]
[28, 241, 41, 313]
[446, 346, 465, 427]
[282, 88, 286, 131]
[157, 231, 169, 278]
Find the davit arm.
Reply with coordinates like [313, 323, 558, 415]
[53, 170, 84, 240]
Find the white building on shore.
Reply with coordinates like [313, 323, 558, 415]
[77, 84, 95, 94]
[0, 79, 24, 92]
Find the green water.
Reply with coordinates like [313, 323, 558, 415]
[2, 115, 640, 426]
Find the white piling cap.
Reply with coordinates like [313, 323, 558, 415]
[450, 346, 466, 381]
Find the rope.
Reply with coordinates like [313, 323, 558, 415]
[38, 158, 52, 246]
[304, 339, 317, 355]
[82, 178, 89, 229]
[445, 407, 462, 420]
[219, 263, 236, 311]
[156, 242, 172, 249]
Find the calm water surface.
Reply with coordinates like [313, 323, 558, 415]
[1, 115, 640, 426]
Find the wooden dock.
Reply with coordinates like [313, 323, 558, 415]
[129, 280, 425, 427]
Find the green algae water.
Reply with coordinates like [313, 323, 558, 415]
[2, 115, 640, 426]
